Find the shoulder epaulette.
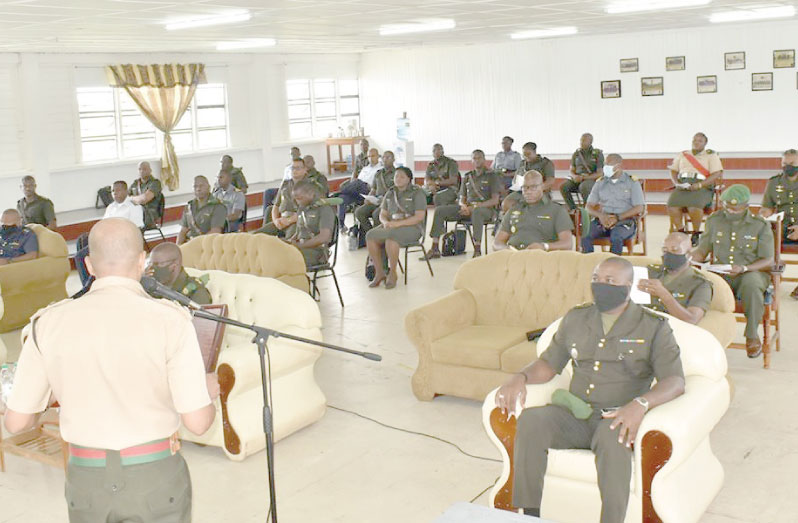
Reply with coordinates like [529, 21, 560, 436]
[641, 307, 667, 321]
[573, 301, 594, 309]
[706, 149, 715, 154]
[30, 297, 73, 322]
[768, 173, 782, 180]
[647, 263, 662, 271]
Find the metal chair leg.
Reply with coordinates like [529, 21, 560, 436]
[330, 268, 344, 307]
[421, 245, 434, 277]
[404, 248, 409, 285]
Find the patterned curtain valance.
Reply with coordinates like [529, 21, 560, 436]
[105, 63, 206, 88]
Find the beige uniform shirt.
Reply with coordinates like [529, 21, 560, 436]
[669, 149, 723, 182]
[8, 277, 211, 450]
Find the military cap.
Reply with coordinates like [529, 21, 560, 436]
[720, 184, 751, 205]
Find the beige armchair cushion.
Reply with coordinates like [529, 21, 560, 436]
[0, 224, 69, 333]
[180, 233, 309, 293]
[431, 326, 527, 370]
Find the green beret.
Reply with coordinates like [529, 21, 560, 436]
[720, 184, 751, 205]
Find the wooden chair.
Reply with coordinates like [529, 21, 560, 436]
[576, 179, 647, 255]
[0, 409, 67, 472]
[774, 219, 798, 283]
[727, 217, 782, 369]
[455, 209, 499, 256]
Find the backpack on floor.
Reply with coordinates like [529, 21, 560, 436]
[348, 225, 367, 250]
[441, 229, 466, 256]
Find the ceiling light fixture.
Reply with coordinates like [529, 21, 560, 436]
[510, 26, 578, 39]
[709, 5, 795, 23]
[216, 38, 276, 51]
[165, 10, 251, 31]
[379, 19, 456, 36]
[606, 0, 711, 14]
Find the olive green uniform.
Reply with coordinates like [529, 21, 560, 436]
[697, 210, 774, 339]
[171, 269, 212, 305]
[518, 156, 556, 193]
[307, 168, 330, 197]
[667, 149, 723, 209]
[430, 168, 501, 244]
[292, 200, 335, 268]
[762, 171, 798, 241]
[366, 184, 427, 247]
[514, 303, 683, 523]
[426, 155, 460, 206]
[257, 179, 300, 236]
[229, 166, 248, 193]
[561, 147, 604, 210]
[17, 194, 56, 227]
[180, 196, 227, 241]
[499, 196, 573, 249]
[645, 265, 713, 314]
[355, 166, 396, 234]
[130, 177, 163, 227]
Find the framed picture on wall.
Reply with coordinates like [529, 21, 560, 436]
[641, 76, 664, 96]
[697, 75, 717, 94]
[752, 72, 773, 91]
[601, 80, 621, 98]
[620, 58, 638, 73]
[666, 56, 685, 71]
[725, 51, 745, 70]
[774, 49, 795, 68]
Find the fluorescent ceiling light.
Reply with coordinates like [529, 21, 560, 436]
[379, 19, 455, 36]
[216, 38, 276, 51]
[709, 5, 795, 23]
[165, 10, 251, 31]
[510, 26, 578, 39]
[606, 0, 711, 14]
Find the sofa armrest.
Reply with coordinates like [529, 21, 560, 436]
[217, 346, 264, 400]
[406, 289, 477, 400]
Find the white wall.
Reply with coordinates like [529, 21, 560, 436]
[0, 52, 359, 215]
[359, 20, 798, 159]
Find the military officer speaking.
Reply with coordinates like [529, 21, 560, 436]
[147, 242, 212, 305]
[692, 184, 774, 357]
[496, 257, 685, 523]
[176, 175, 227, 245]
[561, 132, 604, 211]
[493, 171, 573, 252]
[760, 148, 798, 298]
[638, 232, 712, 325]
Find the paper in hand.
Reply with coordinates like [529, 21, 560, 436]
[630, 266, 651, 305]
[764, 211, 785, 223]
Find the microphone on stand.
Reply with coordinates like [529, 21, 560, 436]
[140, 276, 202, 309]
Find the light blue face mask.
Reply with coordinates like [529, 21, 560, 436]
[603, 165, 615, 178]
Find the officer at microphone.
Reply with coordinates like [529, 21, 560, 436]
[147, 242, 212, 306]
[3, 217, 218, 522]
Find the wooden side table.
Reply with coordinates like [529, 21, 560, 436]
[0, 409, 67, 471]
[325, 136, 367, 175]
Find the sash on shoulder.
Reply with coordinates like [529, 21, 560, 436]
[682, 151, 711, 178]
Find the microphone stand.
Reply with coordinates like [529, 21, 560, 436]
[191, 308, 381, 523]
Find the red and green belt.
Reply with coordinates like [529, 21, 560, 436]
[69, 438, 173, 467]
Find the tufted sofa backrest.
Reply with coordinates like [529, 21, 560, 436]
[181, 233, 309, 293]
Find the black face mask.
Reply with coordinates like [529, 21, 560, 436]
[663, 252, 688, 271]
[784, 165, 798, 177]
[1, 225, 19, 233]
[591, 282, 630, 312]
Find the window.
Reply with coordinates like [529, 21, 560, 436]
[77, 84, 229, 163]
[286, 78, 360, 140]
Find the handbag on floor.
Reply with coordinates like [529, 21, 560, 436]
[95, 186, 113, 208]
[441, 229, 466, 256]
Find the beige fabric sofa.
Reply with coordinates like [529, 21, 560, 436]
[405, 250, 735, 401]
[0, 290, 6, 364]
[0, 224, 69, 333]
[482, 313, 730, 523]
[179, 268, 326, 460]
[180, 233, 309, 294]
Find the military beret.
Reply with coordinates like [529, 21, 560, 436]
[720, 184, 751, 205]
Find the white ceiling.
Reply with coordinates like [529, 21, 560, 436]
[0, 0, 794, 54]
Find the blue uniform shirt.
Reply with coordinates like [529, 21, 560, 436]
[0, 226, 38, 259]
[586, 172, 645, 214]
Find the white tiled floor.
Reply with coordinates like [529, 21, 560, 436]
[2, 215, 798, 522]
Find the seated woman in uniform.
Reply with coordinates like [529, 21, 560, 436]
[285, 180, 335, 269]
[365, 166, 427, 289]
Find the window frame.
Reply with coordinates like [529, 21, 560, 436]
[286, 78, 360, 140]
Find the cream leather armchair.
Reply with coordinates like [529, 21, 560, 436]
[0, 224, 69, 333]
[180, 233, 309, 294]
[481, 313, 730, 523]
[179, 269, 326, 460]
[405, 250, 735, 402]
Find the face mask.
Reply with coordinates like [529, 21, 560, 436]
[591, 282, 630, 312]
[784, 165, 798, 177]
[602, 165, 615, 178]
[1, 225, 18, 233]
[663, 252, 688, 270]
[152, 266, 174, 285]
[725, 210, 745, 221]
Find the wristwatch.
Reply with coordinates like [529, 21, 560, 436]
[633, 396, 650, 412]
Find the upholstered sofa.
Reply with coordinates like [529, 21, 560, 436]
[179, 268, 326, 460]
[180, 233, 309, 294]
[0, 224, 69, 333]
[0, 290, 7, 364]
[482, 313, 730, 523]
[405, 250, 735, 401]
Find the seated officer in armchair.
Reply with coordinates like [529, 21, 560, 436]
[495, 257, 685, 523]
[0, 209, 39, 265]
[146, 242, 212, 305]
